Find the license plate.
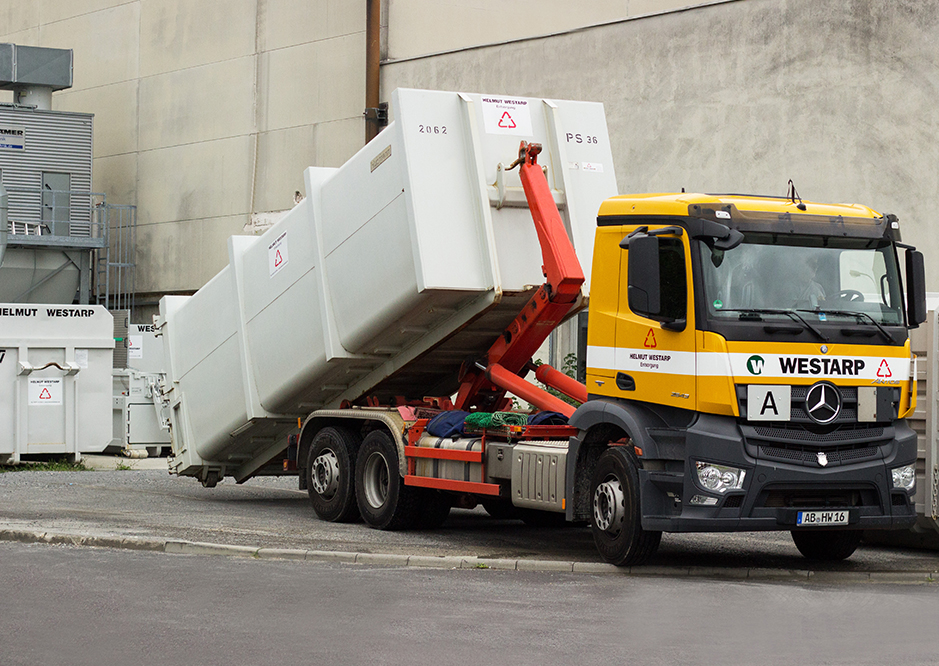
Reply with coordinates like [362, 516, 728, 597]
[796, 510, 849, 526]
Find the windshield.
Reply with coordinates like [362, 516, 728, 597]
[699, 233, 905, 326]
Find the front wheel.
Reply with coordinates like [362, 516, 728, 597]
[589, 446, 661, 566]
[791, 529, 862, 561]
[355, 430, 420, 530]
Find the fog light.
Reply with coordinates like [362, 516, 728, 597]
[891, 464, 915, 491]
[690, 495, 719, 506]
[695, 461, 746, 493]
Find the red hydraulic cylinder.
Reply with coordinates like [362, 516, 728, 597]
[533, 363, 588, 405]
[517, 143, 584, 303]
[485, 363, 576, 419]
[454, 141, 587, 412]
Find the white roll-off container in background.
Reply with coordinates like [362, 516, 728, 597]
[156, 88, 618, 485]
[111, 318, 171, 455]
[893, 299, 939, 542]
[0, 305, 113, 463]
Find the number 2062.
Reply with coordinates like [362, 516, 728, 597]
[419, 125, 447, 135]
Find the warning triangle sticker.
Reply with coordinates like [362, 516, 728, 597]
[876, 359, 892, 378]
[644, 328, 657, 349]
[274, 250, 283, 267]
[498, 112, 516, 129]
[39, 388, 52, 400]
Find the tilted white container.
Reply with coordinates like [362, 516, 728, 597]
[157, 88, 617, 482]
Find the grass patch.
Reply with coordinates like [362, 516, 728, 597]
[0, 458, 88, 473]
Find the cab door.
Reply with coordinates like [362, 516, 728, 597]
[612, 230, 697, 408]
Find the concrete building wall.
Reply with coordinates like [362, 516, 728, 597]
[0, 0, 367, 302]
[384, 0, 703, 60]
[383, 0, 939, 288]
[1, 0, 935, 307]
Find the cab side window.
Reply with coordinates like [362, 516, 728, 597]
[658, 238, 687, 321]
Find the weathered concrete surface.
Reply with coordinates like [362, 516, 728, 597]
[383, 0, 939, 288]
[384, 0, 713, 60]
[4, 1, 935, 303]
[0, 0, 368, 299]
[0, 470, 937, 578]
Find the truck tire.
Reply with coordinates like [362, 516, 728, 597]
[355, 429, 420, 530]
[790, 529, 862, 561]
[589, 446, 661, 566]
[307, 426, 360, 522]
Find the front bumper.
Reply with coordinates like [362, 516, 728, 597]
[639, 414, 918, 533]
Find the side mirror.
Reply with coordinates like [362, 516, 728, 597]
[627, 235, 661, 315]
[906, 249, 927, 327]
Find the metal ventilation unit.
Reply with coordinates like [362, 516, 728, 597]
[0, 43, 136, 310]
[0, 43, 73, 109]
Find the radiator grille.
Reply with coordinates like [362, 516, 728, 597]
[759, 444, 879, 466]
[752, 424, 884, 443]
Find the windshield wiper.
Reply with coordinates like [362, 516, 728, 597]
[797, 309, 897, 344]
[718, 308, 829, 341]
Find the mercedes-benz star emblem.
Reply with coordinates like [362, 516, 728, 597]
[805, 381, 842, 424]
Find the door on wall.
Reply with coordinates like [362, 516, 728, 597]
[41, 171, 70, 234]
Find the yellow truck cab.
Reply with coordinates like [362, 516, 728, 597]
[578, 192, 926, 563]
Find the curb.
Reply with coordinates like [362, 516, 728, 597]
[1, 526, 936, 583]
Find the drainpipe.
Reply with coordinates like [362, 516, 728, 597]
[364, 0, 385, 143]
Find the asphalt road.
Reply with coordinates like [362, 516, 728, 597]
[0, 469, 937, 574]
[1, 541, 938, 666]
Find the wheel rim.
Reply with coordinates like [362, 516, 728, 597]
[362, 451, 390, 509]
[593, 475, 625, 534]
[311, 449, 340, 498]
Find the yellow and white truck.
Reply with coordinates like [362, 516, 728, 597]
[156, 89, 926, 565]
[580, 194, 925, 563]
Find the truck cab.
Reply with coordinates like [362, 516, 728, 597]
[579, 193, 925, 563]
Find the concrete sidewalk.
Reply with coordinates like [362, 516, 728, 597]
[1, 469, 937, 581]
[1, 524, 936, 583]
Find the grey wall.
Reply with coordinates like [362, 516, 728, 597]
[383, 0, 939, 288]
[0, 0, 367, 304]
[1, 0, 935, 304]
[384, 0, 701, 60]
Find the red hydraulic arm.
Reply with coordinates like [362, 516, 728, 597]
[453, 142, 588, 417]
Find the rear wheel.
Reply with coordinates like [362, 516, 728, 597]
[307, 426, 360, 522]
[356, 430, 420, 530]
[589, 446, 661, 566]
[791, 529, 862, 561]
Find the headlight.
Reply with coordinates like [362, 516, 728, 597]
[891, 464, 915, 491]
[695, 461, 746, 493]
